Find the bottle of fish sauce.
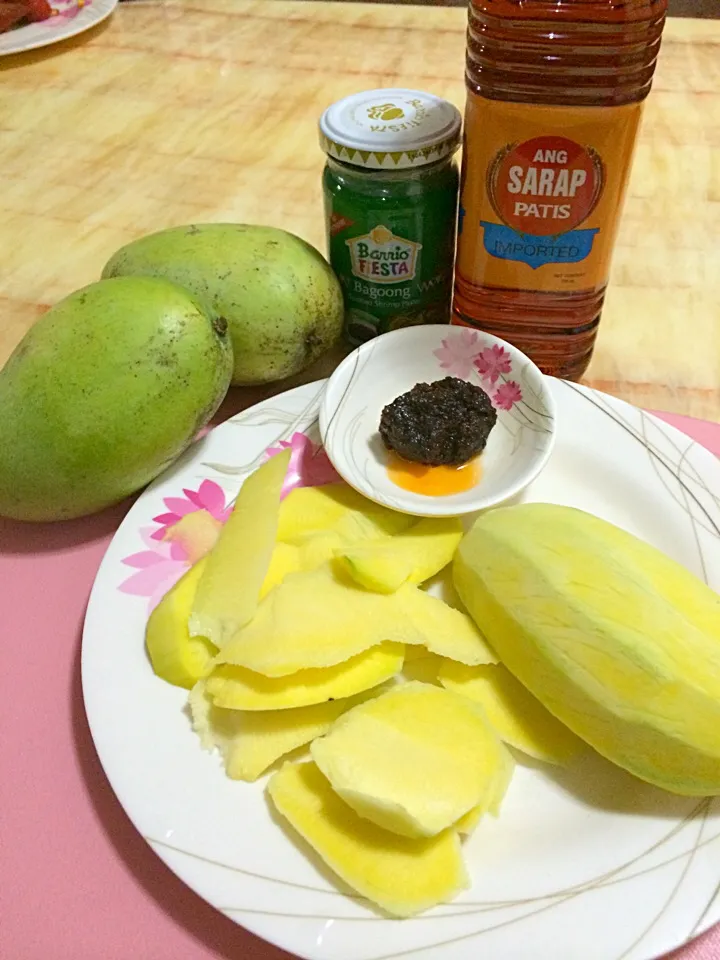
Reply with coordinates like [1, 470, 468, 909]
[452, 0, 668, 380]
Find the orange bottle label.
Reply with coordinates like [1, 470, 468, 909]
[456, 94, 643, 294]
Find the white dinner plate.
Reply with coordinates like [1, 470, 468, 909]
[82, 377, 720, 960]
[0, 0, 117, 57]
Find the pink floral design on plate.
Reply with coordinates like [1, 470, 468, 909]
[432, 328, 483, 380]
[266, 431, 341, 500]
[119, 431, 340, 610]
[493, 381, 524, 411]
[118, 525, 195, 615]
[149, 479, 231, 541]
[474, 344, 513, 386]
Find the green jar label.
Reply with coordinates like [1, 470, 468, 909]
[324, 165, 458, 345]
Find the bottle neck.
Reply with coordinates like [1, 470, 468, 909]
[466, 0, 667, 107]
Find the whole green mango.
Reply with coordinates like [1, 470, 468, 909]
[453, 503, 720, 796]
[102, 223, 344, 386]
[0, 276, 232, 521]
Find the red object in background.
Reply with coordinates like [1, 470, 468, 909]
[23, 0, 54, 22]
[0, 3, 29, 31]
[0, 0, 53, 32]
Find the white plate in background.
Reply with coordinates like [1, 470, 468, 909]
[0, 0, 117, 57]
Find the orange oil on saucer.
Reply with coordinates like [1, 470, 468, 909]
[387, 453, 482, 497]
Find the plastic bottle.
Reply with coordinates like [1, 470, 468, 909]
[452, 0, 667, 380]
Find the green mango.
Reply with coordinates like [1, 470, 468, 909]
[453, 503, 720, 796]
[102, 223, 344, 386]
[0, 276, 232, 521]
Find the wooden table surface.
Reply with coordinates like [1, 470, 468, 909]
[1, 0, 718, 422]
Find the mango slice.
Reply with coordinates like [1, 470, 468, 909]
[454, 804, 483, 835]
[454, 740, 516, 834]
[402, 652, 445, 685]
[338, 517, 463, 593]
[258, 542, 301, 600]
[188, 682, 385, 781]
[310, 682, 507, 838]
[217, 562, 496, 677]
[487, 743, 516, 817]
[454, 503, 720, 795]
[277, 482, 412, 544]
[439, 662, 584, 766]
[403, 586, 497, 667]
[267, 761, 469, 917]
[145, 559, 216, 689]
[205, 642, 404, 711]
[294, 530, 346, 570]
[189, 449, 291, 647]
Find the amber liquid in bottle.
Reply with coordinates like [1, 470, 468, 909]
[452, 0, 667, 380]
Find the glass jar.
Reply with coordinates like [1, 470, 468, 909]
[319, 89, 461, 345]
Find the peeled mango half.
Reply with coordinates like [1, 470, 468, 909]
[453, 503, 720, 796]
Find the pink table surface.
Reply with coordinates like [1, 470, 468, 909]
[2, 409, 719, 960]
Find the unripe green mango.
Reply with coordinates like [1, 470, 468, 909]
[453, 503, 720, 796]
[102, 223, 344, 386]
[0, 276, 232, 521]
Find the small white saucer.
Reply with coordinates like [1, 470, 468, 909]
[319, 325, 556, 517]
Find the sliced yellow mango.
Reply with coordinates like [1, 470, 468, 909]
[455, 804, 483, 835]
[145, 559, 217, 689]
[439, 661, 584, 766]
[338, 517, 463, 593]
[404, 644, 432, 662]
[402, 652, 445, 685]
[402, 587, 497, 667]
[277, 482, 412, 544]
[293, 519, 408, 573]
[277, 483, 365, 540]
[453, 735, 516, 834]
[331, 508, 414, 543]
[310, 681, 506, 838]
[205, 643, 404, 710]
[458, 742, 515, 830]
[267, 761, 469, 917]
[258, 542, 301, 600]
[189, 449, 291, 647]
[488, 744, 516, 817]
[188, 682, 385, 781]
[295, 530, 346, 570]
[217, 562, 495, 677]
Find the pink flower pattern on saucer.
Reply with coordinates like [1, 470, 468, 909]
[493, 380, 524, 411]
[433, 328, 484, 380]
[474, 344, 513, 385]
[434, 334, 523, 409]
